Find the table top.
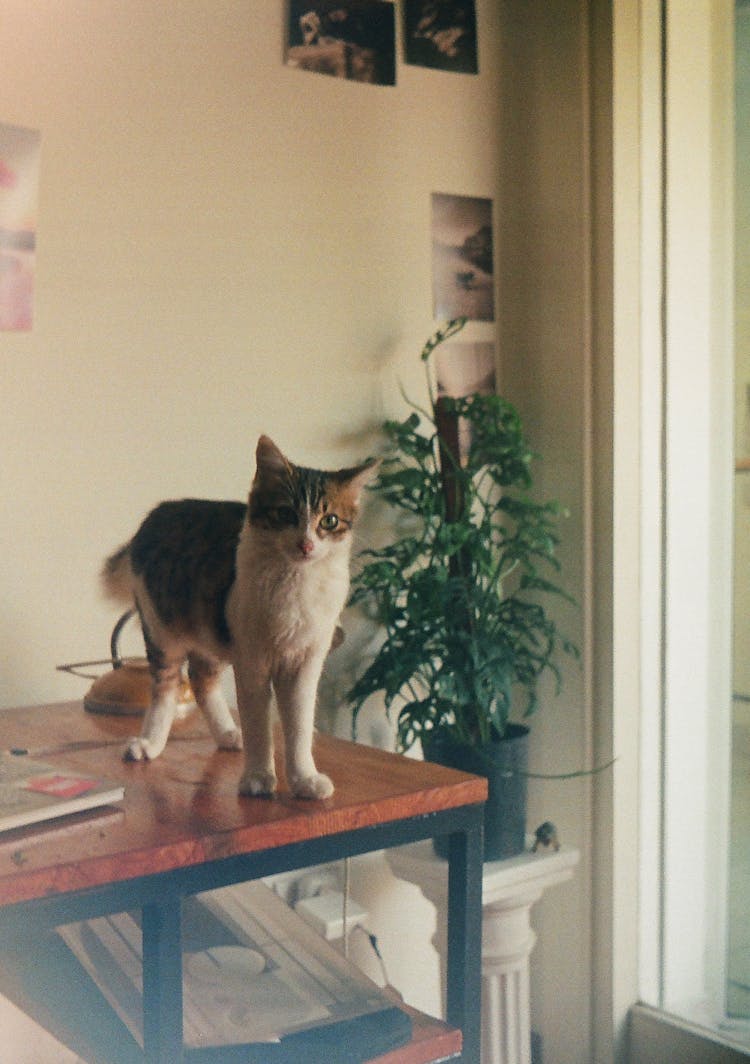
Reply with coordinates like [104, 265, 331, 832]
[0, 702, 486, 908]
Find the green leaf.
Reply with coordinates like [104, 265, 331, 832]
[419, 317, 468, 361]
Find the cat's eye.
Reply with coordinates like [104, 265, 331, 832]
[319, 513, 339, 532]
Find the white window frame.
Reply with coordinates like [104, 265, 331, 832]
[661, 0, 735, 1021]
[628, 0, 739, 1042]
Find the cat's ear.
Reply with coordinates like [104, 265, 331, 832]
[336, 457, 381, 506]
[254, 435, 291, 485]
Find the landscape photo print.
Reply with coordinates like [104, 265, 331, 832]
[435, 340, 497, 461]
[431, 192, 495, 322]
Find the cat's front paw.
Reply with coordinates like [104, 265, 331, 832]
[238, 768, 277, 797]
[123, 736, 163, 762]
[216, 726, 243, 751]
[290, 772, 334, 800]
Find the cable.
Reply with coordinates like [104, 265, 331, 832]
[343, 856, 350, 957]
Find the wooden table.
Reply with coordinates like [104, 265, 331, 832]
[0, 703, 486, 1063]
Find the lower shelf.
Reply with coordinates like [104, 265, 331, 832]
[0, 946, 460, 1064]
[0, 882, 461, 1064]
[370, 1003, 461, 1063]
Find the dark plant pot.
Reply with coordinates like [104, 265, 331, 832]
[424, 724, 529, 861]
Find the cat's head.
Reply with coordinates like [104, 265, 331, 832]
[248, 436, 379, 563]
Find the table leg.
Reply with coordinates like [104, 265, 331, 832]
[446, 820, 484, 1064]
[142, 898, 184, 1064]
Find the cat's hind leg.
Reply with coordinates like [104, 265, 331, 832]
[187, 653, 242, 751]
[124, 628, 183, 761]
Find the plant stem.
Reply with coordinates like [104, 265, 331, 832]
[434, 397, 464, 529]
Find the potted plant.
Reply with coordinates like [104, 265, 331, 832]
[347, 319, 578, 859]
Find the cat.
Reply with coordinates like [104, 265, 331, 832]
[101, 435, 377, 800]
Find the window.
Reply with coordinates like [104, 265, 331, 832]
[633, 2, 749, 1055]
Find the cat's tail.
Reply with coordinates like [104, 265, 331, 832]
[101, 543, 135, 605]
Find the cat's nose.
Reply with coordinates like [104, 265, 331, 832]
[298, 537, 314, 557]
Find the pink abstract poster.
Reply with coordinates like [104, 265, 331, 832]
[0, 123, 41, 331]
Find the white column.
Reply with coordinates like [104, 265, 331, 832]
[387, 840, 580, 1064]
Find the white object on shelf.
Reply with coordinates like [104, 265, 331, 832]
[295, 890, 368, 941]
[387, 837, 580, 1064]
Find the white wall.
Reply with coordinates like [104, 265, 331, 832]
[496, 3, 609, 1060]
[0, 0, 504, 709]
[735, 0, 750, 705]
[0, 3, 597, 1061]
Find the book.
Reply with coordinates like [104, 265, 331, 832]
[0, 750, 124, 833]
[58, 880, 412, 1062]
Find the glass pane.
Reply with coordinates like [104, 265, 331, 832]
[729, 0, 750, 1022]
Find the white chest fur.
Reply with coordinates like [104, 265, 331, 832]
[228, 525, 350, 664]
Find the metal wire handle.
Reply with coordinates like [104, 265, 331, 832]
[56, 609, 140, 679]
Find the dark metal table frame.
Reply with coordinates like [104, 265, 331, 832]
[0, 803, 484, 1064]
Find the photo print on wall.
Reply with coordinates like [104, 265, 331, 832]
[403, 0, 478, 74]
[0, 122, 40, 332]
[286, 2, 396, 86]
[431, 192, 494, 322]
[435, 340, 496, 461]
